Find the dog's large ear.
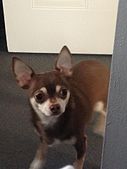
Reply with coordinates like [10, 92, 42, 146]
[12, 57, 35, 89]
[55, 46, 72, 76]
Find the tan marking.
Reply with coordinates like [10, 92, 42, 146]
[50, 98, 57, 103]
[40, 87, 47, 94]
[93, 101, 105, 114]
[56, 85, 61, 93]
[93, 110, 106, 136]
[93, 101, 107, 136]
[73, 156, 85, 169]
[60, 165, 74, 169]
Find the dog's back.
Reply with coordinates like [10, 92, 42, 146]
[72, 60, 109, 107]
[72, 60, 110, 135]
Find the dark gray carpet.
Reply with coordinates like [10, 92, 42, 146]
[0, 52, 111, 169]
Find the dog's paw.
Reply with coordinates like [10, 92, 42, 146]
[29, 159, 43, 169]
[60, 165, 74, 169]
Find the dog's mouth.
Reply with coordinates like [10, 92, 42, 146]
[42, 109, 63, 117]
[51, 111, 61, 116]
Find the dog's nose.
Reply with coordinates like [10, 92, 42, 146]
[50, 104, 61, 115]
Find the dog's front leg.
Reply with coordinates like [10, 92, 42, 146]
[29, 141, 48, 169]
[73, 135, 87, 169]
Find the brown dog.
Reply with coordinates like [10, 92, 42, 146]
[12, 46, 109, 169]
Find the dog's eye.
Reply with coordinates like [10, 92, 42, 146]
[35, 91, 45, 103]
[59, 88, 68, 99]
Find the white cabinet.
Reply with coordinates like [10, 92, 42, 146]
[3, 0, 119, 54]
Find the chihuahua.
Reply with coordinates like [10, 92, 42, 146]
[12, 46, 109, 169]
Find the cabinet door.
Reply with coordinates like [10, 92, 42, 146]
[3, 0, 118, 54]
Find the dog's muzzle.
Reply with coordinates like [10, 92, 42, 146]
[49, 104, 61, 115]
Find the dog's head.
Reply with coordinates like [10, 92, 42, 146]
[12, 46, 73, 122]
